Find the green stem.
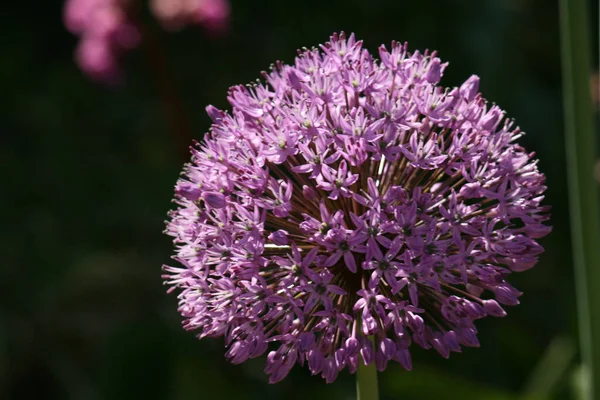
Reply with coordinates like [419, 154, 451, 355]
[559, 1, 600, 399]
[356, 359, 379, 400]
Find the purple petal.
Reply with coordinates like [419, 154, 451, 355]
[327, 284, 347, 295]
[344, 252, 357, 273]
[204, 191, 226, 208]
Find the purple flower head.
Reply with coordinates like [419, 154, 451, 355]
[164, 32, 551, 383]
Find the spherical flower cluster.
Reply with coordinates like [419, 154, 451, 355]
[163, 33, 551, 383]
[64, 0, 140, 82]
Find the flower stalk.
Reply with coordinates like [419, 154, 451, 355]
[357, 337, 379, 400]
[139, 21, 194, 161]
[559, 0, 600, 399]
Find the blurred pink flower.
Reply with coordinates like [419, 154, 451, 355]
[64, 0, 140, 82]
[75, 37, 118, 81]
[64, 0, 229, 82]
[150, 0, 230, 33]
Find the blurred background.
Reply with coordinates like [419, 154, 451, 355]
[2, 0, 599, 399]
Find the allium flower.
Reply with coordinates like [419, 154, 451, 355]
[163, 32, 551, 383]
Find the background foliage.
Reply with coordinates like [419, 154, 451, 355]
[2, 0, 599, 399]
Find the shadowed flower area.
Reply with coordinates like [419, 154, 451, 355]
[163, 33, 551, 384]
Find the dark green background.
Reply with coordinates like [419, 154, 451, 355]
[2, 0, 599, 399]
